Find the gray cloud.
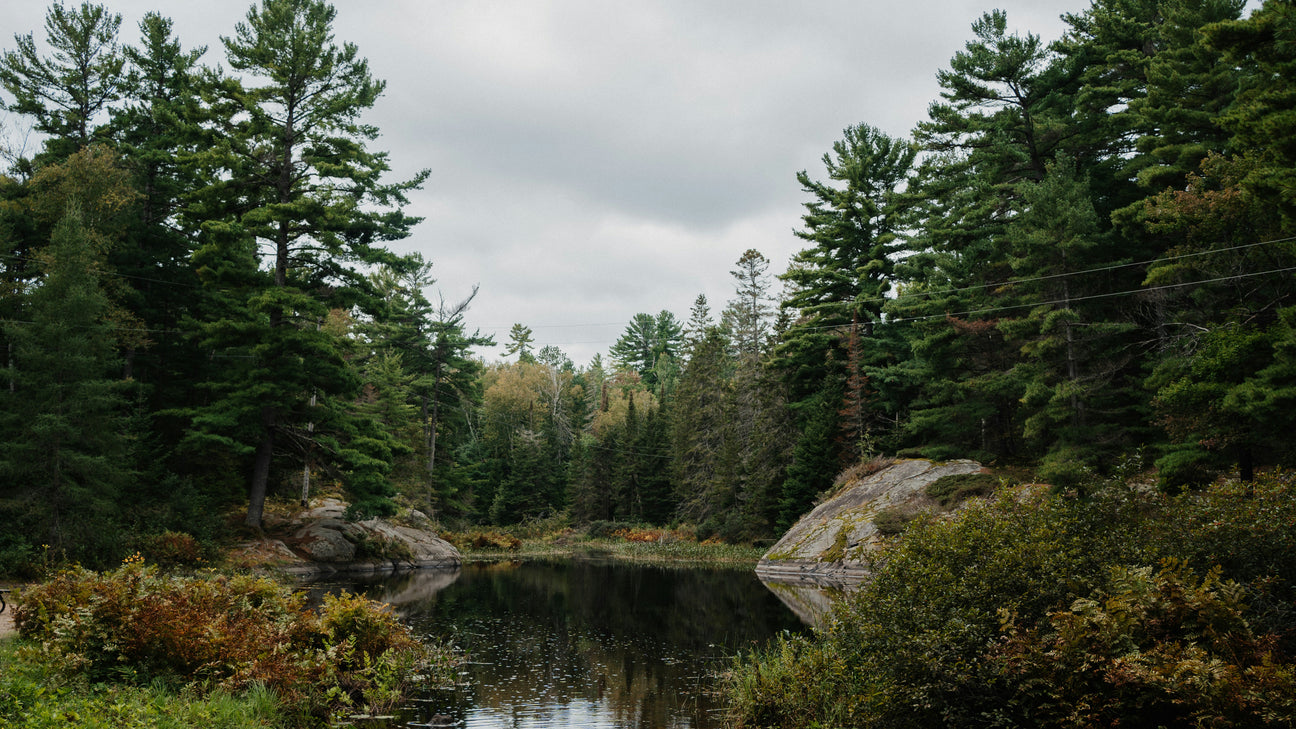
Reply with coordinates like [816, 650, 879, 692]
[2, 0, 1081, 363]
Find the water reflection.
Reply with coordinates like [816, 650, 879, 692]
[332, 560, 807, 729]
[756, 578, 849, 628]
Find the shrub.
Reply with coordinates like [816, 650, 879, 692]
[725, 485, 1159, 728]
[724, 633, 851, 729]
[923, 472, 999, 507]
[136, 530, 204, 567]
[351, 532, 415, 562]
[611, 527, 683, 543]
[0, 640, 282, 729]
[871, 503, 920, 536]
[827, 457, 897, 498]
[723, 474, 1296, 728]
[995, 560, 1296, 727]
[585, 520, 635, 539]
[12, 565, 453, 719]
[440, 529, 521, 552]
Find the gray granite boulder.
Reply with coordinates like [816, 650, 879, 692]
[278, 499, 461, 575]
[756, 459, 986, 585]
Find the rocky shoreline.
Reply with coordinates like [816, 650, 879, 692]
[756, 459, 986, 585]
[232, 498, 462, 579]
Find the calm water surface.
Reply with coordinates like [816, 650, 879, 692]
[329, 559, 809, 729]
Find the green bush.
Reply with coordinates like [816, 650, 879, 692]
[136, 531, 204, 567]
[12, 565, 454, 719]
[995, 560, 1295, 728]
[585, 520, 636, 539]
[440, 529, 522, 552]
[923, 472, 999, 507]
[723, 474, 1296, 728]
[871, 503, 921, 536]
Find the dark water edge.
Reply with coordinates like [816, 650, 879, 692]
[315, 558, 809, 729]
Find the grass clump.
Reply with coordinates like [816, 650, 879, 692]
[11, 564, 457, 723]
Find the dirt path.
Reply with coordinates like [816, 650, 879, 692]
[0, 588, 18, 639]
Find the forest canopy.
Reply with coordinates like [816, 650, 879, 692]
[1, 0, 1293, 571]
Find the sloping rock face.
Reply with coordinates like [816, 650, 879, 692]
[756, 459, 984, 585]
[238, 499, 461, 577]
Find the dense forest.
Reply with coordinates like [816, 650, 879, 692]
[1, 0, 1293, 571]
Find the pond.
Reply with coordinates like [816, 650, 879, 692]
[324, 559, 810, 729]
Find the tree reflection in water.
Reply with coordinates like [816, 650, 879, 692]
[332, 559, 808, 729]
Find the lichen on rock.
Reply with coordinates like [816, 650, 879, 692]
[756, 459, 987, 585]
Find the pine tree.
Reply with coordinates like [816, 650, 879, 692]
[888, 10, 1079, 461]
[610, 311, 683, 388]
[110, 12, 209, 391]
[775, 124, 913, 491]
[672, 326, 734, 526]
[188, 0, 427, 526]
[724, 249, 774, 359]
[0, 206, 131, 564]
[0, 1, 123, 164]
[503, 323, 535, 362]
[1001, 157, 1142, 481]
[1207, 0, 1296, 224]
[778, 124, 915, 403]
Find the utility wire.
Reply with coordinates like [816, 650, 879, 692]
[787, 234, 1296, 315]
[5, 234, 1291, 343]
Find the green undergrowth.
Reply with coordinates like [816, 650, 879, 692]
[723, 471, 1296, 728]
[7, 564, 459, 727]
[442, 518, 768, 565]
[457, 536, 766, 565]
[0, 639, 281, 728]
[451, 538, 764, 565]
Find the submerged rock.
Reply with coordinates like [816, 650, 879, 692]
[757, 459, 985, 586]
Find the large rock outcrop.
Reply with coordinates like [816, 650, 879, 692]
[756, 459, 984, 585]
[233, 499, 461, 577]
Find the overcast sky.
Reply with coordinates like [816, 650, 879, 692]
[2, 0, 1090, 365]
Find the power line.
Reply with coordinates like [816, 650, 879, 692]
[787, 234, 1296, 316]
[893, 264, 1296, 325]
[782, 264, 1296, 333]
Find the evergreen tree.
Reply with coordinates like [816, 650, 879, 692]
[672, 326, 734, 527]
[0, 1, 123, 164]
[1141, 153, 1296, 485]
[1207, 0, 1296, 224]
[503, 323, 535, 362]
[1000, 157, 1142, 480]
[0, 206, 131, 564]
[109, 12, 208, 390]
[778, 124, 915, 403]
[888, 10, 1077, 461]
[723, 249, 774, 358]
[610, 310, 683, 388]
[188, 0, 427, 526]
[490, 428, 552, 524]
[681, 293, 714, 360]
[1058, 0, 1245, 198]
[778, 380, 842, 531]
[776, 124, 913, 486]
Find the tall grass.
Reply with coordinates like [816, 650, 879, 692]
[0, 640, 281, 728]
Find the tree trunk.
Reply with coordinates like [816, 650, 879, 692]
[246, 407, 275, 528]
[1237, 445, 1255, 483]
[1061, 271, 1086, 429]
